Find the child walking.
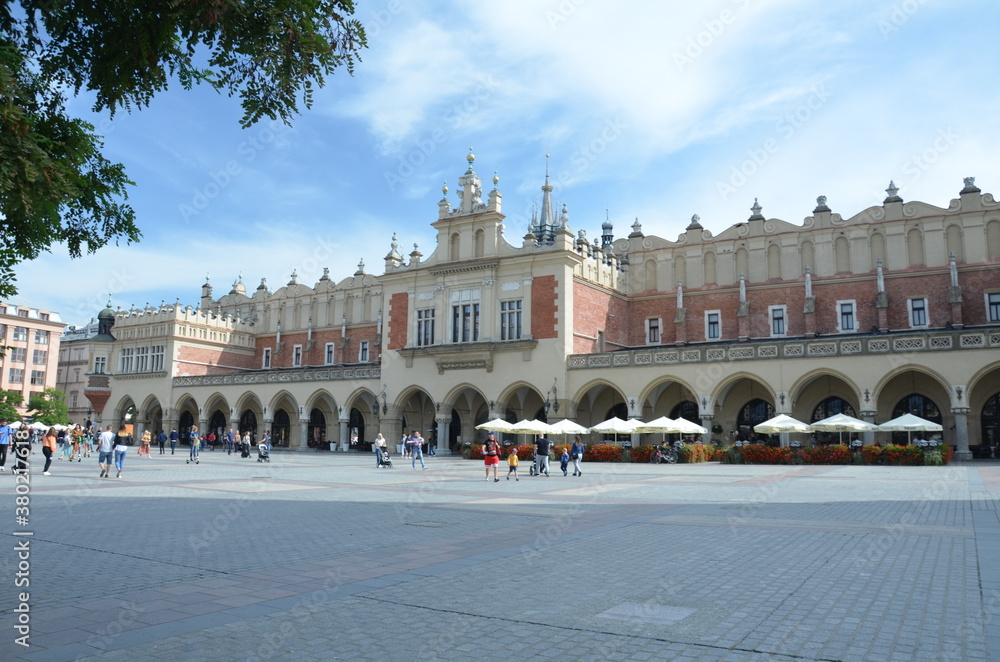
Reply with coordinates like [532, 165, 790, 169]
[506, 448, 519, 481]
[560, 447, 570, 476]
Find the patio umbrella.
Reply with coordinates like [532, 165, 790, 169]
[588, 417, 645, 434]
[507, 419, 555, 435]
[876, 413, 943, 445]
[754, 414, 811, 434]
[809, 413, 878, 444]
[28, 421, 48, 431]
[8, 421, 23, 429]
[635, 416, 683, 434]
[671, 418, 708, 435]
[475, 418, 514, 431]
[547, 419, 589, 436]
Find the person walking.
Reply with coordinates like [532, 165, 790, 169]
[138, 430, 152, 458]
[571, 436, 585, 476]
[408, 431, 426, 469]
[400, 433, 409, 459]
[157, 430, 167, 454]
[374, 433, 388, 467]
[225, 428, 235, 455]
[534, 434, 552, 476]
[113, 425, 129, 478]
[70, 425, 83, 461]
[169, 428, 178, 455]
[42, 427, 57, 475]
[506, 446, 519, 481]
[188, 426, 200, 464]
[98, 427, 115, 477]
[0, 417, 11, 472]
[483, 432, 502, 482]
[560, 446, 570, 476]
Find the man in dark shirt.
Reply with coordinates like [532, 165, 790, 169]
[534, 435, 552, 476]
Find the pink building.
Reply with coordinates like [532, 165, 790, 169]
[0, 303, 66, 417]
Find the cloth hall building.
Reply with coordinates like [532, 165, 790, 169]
[80, 154, 1000, 461]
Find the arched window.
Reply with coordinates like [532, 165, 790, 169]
[834, 236, 850, 273]
[737, 398, 774, 437]
[670, 400, 701, 424]
[891, 394, 942, 445]
[906, 228, 925, 266]
[987, 220, 1000, 260]
[703, 251, 717, 285]
[767, 244, 781, 280]
[981, 393, 1000, 450]
[449, 232, 460, 261]
[735, 247, 748, 279]
[870, 232, 887, 270]
[673, 255, 686, 288]
[811, 397, 856, 421]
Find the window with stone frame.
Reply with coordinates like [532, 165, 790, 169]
[908, 297, 928, 328]
[989, 292, 1000, 323]
[705, 311, 721, 340]
[325, 342, 335, 365]
[645, 317, 661, 344]
[769, 305, 787, 336]
[500, 300, 522, 341]
[417, 308, 436, 346]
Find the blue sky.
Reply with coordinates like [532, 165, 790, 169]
[15, 0, 1000, 327]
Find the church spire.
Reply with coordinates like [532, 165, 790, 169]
[536, 153, 556, 244]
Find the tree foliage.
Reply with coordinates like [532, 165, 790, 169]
[27, 387, 69, 425]
[0, 389, 23, 421]
[0, 1, 366, 298]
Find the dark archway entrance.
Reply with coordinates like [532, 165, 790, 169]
[179, 411, 194, 446]
[449, 409, 461, 451]
[982, 393, 1000, 456]
[738, 399, 775, 440]
[671, 400, 701, 424]
[272, 409, 290, 447]
[308, 409, 326, 449]
[891, 394, 942, 445]
[240, 410, 257, 443]
[349, 408, 366, 449]
[811, 397, 856, 445]
[209, 410, 226, 443]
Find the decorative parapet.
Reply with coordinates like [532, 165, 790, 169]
[173, 364, 380, 388]
[567, 328, 1000, 368]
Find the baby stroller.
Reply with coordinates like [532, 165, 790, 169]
[256, 443, 270, 463]
[240, 441, 251, 459]
[377, 447, 392, 468]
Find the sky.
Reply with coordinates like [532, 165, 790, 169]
[13, 0, 1000, 327]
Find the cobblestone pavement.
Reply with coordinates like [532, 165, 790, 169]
[1, 451, 998, 661]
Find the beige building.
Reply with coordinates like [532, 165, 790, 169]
[86, 155, 1000, 460]
[0, 303, 65, 417]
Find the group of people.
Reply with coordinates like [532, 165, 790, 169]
[372, 431, 430, 469]
[482, 433, 586, 482]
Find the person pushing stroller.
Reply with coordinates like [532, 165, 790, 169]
[533, 434, 552, 477]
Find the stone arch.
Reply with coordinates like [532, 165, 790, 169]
[494, 381, 546, 423]
[137, 394, 164, 436]
[703, 251, 717, 285]
[673, 254, 687, 288]
[570, 379, 628, 428]
[644, 258, 658, 292]
[945, 224, 964, 263]
[965, 361, 1000, 449]
[711, 373, 775, 440]
[441, 383, 491, 447]
[173, 394, 199, 443]
[268, 390, 300, 448]
[870, 231, 887, 270]
[305, 389, 338, 449]
[735, 247, 748, 278]
[800, 240, 815, 275]
[907, 227, 925, 266]
[343, 387, 378, 448]
[637, 376, 699, 420]
[788, 368, 862, 411]
[834, 236, 850, 273]
[449, 232, 460, 261]
[987, 219, 1000, 260]
[111, 395, 137, 433]
[873, 366, 951, 427]
[474, 228, 485, 258]
[767, 243, 781, 280]
[397, 385, 436, 448]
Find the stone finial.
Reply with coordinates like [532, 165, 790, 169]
[884, 180, 902, 203]
[749, 198, 763, 220]
[288, 270, 297, 285]
[356, 259, 365, 276]
[687, 214, 703, 230]
[493, 169, 499, 190]
[258, 278, 267, 291]
[814, 195, 830, 212]
[466, 146, 475, 171]
[961, 176, 980, 194]
[320, 267, 330, 281]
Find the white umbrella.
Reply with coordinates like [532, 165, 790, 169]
[475, 418, 514, 431]
[754, 414, 811, 434]
[8, 421, 23, 429]
[671, 418, 708, 435]
[507, 419, 555, 435]
[635, 416, 683, 434]
[876, 413, 943, 445]
[588, 417, 645, 434]
[28, 421, 48, 431]
[547, 419, 589, 435]
[810, 413, 877, 445]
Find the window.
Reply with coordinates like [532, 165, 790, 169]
[501, 300, 522, 341]
[30, 370, 44, 385]
[94, 356, 106, 374]
[769, 306, 786, 336]
[9, 368, 23, 383]
[9, 347, 25, 362]
[32, 349, 46, 365]
[136, 346, 149, 372]
[908, 298, 928, 327]
[39, 312, 49, 321]
[262, 347, 272, 369]
[0, 306, 5, 314]
[119, 347, 134, 373]
[450, 289, 481, 343]
[12, 327, 27, 342]
[16, 309, 27, 318]
[705, 311, 721, 340]
[836, 300, 856, 332]
[71, 392, 78, 408]
[645, 317, 661, 344]
[151, 345, 165, 372]
[0, 324, 5, 340]
[292, 345, 302, 367]
[34, 329, 49, 344]
[989, 292, 1000, 322]
[325, 342, 335, 365]
[359, 341, 370, 362]
[417, 308, 436, 346]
